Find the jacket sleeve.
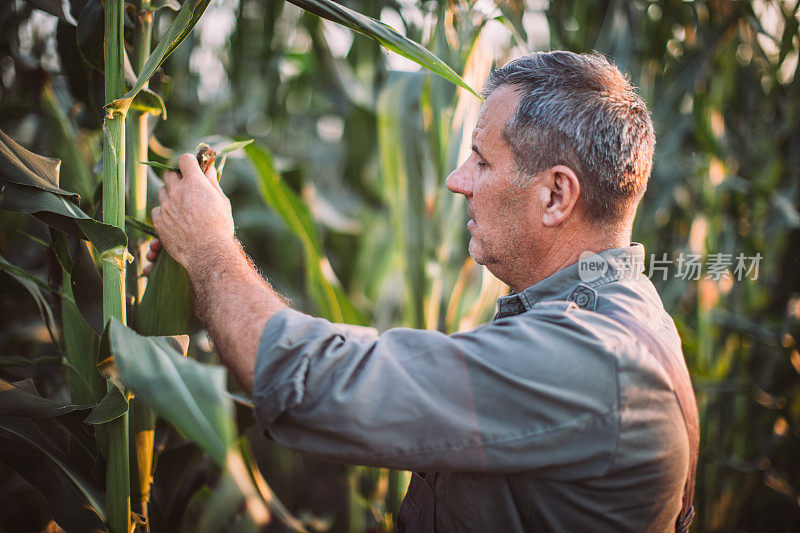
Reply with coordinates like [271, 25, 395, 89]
[252, 305, 619, 475]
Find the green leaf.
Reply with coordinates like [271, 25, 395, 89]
[0, 251, 61, 295]
[20, 0, 75, 24]
[377, 73, 427, 327]
[0, 378, 91, 418]
[0, 355, 62, 367]
[84, 386, 128, 425]
[131, 87, 167, 118]
[244, 143, 366, 324]
[110, 0, 213, 113]
[0, 180, 128, 252]
[0, 128, 77, 199]
[140, 139, 253, 175]
[0, 415, 106, 530]
[148, 0, 182, 11]
[50, 227, 72, 274]
[0, 252, 59, 343]
[140, 160, 179, 172]
[69, 237, 105, 335]
[39, 83, 97, 202]
[0, 129, 127, 253]
[135, 251, 191, 336]
[125, 215, 159, 238]
[217, 139, 254, 156]
[62, 269, 106, 406]
[109, 319, 235, 465]
[76, 0, 105, 72]
[285, 0, 480, 98]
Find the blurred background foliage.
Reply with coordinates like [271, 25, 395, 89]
[1, 0, 799, 531]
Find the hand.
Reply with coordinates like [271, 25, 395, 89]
[142, 238, 161, 277]
[150, 153, 236, 273]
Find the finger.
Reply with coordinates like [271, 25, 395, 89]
[146, 239, 161, 261]
[142, 265, 152, 277]
[205, 166, 224, 194]
[164, 170, 180, 190]
[158, 186, 168, 205]
[178, 153, 202, 181]
[151, 206, 162, 228]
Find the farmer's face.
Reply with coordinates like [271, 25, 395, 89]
[446, 85, 540, 275]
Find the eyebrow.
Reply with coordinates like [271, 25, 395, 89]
[472, 144, 487, 161]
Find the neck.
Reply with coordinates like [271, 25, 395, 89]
[504, 224, 631, 293]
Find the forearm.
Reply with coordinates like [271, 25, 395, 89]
[185, 238, 287, 394]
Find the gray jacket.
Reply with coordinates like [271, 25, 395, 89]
[253, 244, 696, 531]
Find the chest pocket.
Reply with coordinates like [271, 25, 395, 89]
[396, 472, 435, 532]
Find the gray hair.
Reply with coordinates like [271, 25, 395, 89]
[483, 51, 655, 225]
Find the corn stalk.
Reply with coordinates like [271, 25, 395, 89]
[104, 0, 131, 531]
[128, 1, 156, 524]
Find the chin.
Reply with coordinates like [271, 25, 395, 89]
[468, 241, 489, 266]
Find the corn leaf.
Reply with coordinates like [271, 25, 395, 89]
[0, 181, 127, 252]
[0, 252, 58, 343]
[68, 237, 105, 335]
[377, 73, 427, 328]
[244, 143, 366, 324]
[140, 139, 254, 174]
[125, 215, 159, 238]
[285, 0, 479, 98]
[135, 251, 192, 336]
[84, 386, 128, 425]
[148, 0, 181, 11]
[0, 130, 127, 252]
[39, 83, 96, 202]
[0, 416, 106, 530]
[76, 0, 104, 71]
[131, 87, 167, 118]
[140, 160, 179, 172]
[20, 0, 75, 23]
[62, 270, 106, 406]
[0, 355, 62, 367]
[109, 318, 235, 465]
[110, 0, 212, 113]
[0, 251, 60, 294]
[0, 378, 91, 418]
[0, 128, 77, 198]
[217, 139, 254, 156]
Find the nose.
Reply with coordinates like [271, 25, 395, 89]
[446, 161, 473, 197]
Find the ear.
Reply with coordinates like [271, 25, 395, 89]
[540, 165, 581, 227]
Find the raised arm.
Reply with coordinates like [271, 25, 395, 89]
[150, 153, 286, 393]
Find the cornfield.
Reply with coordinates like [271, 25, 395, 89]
[0, 0, 798, 532]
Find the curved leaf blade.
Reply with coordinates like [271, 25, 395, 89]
[244, 143, 366, 324]
[110, 0, 212, 112]
[109, 319, 235, 465]
[1, 180, 127, 253]
[0, 378, 91, 418]
[135, 251, 192, 336]
[0, 416, 106, 530]
[84, 386, 128, 425]
[0, 128, 77, 199]
[286, 0, 480, 98]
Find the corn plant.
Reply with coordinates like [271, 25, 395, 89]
[0, 0, 479, 531]
[6, 0, 797, 531]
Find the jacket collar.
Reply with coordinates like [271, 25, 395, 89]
[494, 243, 646, 319]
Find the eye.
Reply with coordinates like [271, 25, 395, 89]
[476, 159, 488, 170]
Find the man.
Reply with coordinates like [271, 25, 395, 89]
[151, 51, 698, 532]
